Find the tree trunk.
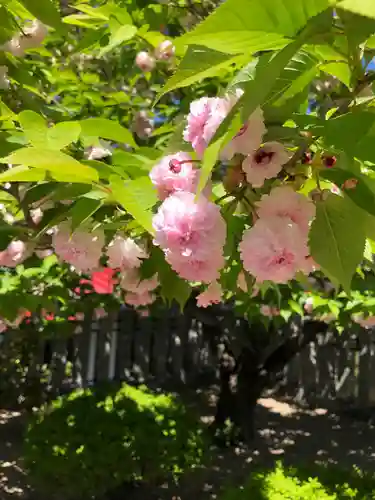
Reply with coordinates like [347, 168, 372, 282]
[213, 319, 329, 443]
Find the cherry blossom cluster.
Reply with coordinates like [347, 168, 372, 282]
[152, 192, 226, 287]
[52, 221, 159, 308]
[183, 89, 290, 188]
[135, 40, 175, 73]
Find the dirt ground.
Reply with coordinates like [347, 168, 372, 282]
[1, 398, 375, 500]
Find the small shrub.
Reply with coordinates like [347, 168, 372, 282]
[220, 462, 375, 499]
[24, 383, 207, 499]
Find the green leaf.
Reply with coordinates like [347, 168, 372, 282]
[20, 0, 62, 30]
[0, 148, 99, 182]
[46, 122, 81, 150]
[99, 24, 137, 56]
[109, 175, 156, 234]
[18, 111, 48, 147]
[309, 193, 366, 292]
[63, 14, 104, 28]
[321, 61, 351, 87]
[0, 166, 46, 182]
[322, 111, 375, 164]
[68, 198, 102, 232]
[320, 167, 375, 216]
[241, 36, 307, 119]
[159, 45, 246, 99]
[271, 51, 319, 106]
[112, 150, 154, 175]
[80, 118, 137, 148]
[336, 0, 375, 19]
[176, 0, 332, 55]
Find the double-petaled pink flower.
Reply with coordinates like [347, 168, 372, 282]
[52, 221, 104, 273]
[242, 142, 289, 187]
[184, 90, 265, 159]
[152, 192, 226, 283]
[106, 236, 147, 271]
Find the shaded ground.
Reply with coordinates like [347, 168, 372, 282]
[1, 398, 375, 500]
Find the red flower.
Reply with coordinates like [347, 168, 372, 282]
[91, 268, 117, 294]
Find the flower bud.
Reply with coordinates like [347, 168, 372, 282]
[155, 40, 175, 61]
[135, 51, 155, 72]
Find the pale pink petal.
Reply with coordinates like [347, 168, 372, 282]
[196, 281, 223, 308]
[242, 142, 289, 187]
[256, 186, 316, 233]
[239, 216, 308, 284]
[221, 107, 266, 161]
[107, 236, 147, 270]
[52, 221, 104, 273]
[153, 191, 226, 261]
[155, 40, 175, 60]
[135, 51, 155, 72]
[125, 291, 155, 307]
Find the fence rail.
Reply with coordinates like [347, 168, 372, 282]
[2, 308, 375, 409]
[281, 328, 375, 408]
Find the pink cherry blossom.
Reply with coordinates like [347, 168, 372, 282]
[23, 20, 48, 48]
[135, 51, 155, 72]
[120, 269, 159, 294]
[196, 281, 223, 308]
[6, 309, 27, 328]
[30, 207, 43, 224]
[352, 314, 375, 329]
[94, 307, 107, 320]
[107, 236, 147, 270]
[221, 107, 266, 161]
[3, 37, 25, 57]
[0, 65, 9, 90]
[35, 248, 53, 259]
[138, 309, 150, 317]
[242, 142, 289, 187]
[155, 40, 175, 60]
[52, 221, 104, 273]
[304, 297, 314, 314]
[239, 216, 309, 284]
[132, 111, 154, 139]
[150, 152, 198, 200]
[256, 186, 316, 233]
[91, 268, 116, 294]
[167, 251, 224, 284]
[86, 140, 112, 161]
[183, 96, 231, 158]
[153, 191, 226, 261]
[125, 291, 155, 307]
[0, 240, 31, 268]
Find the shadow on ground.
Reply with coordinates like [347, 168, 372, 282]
[1, 397, 375, 500]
